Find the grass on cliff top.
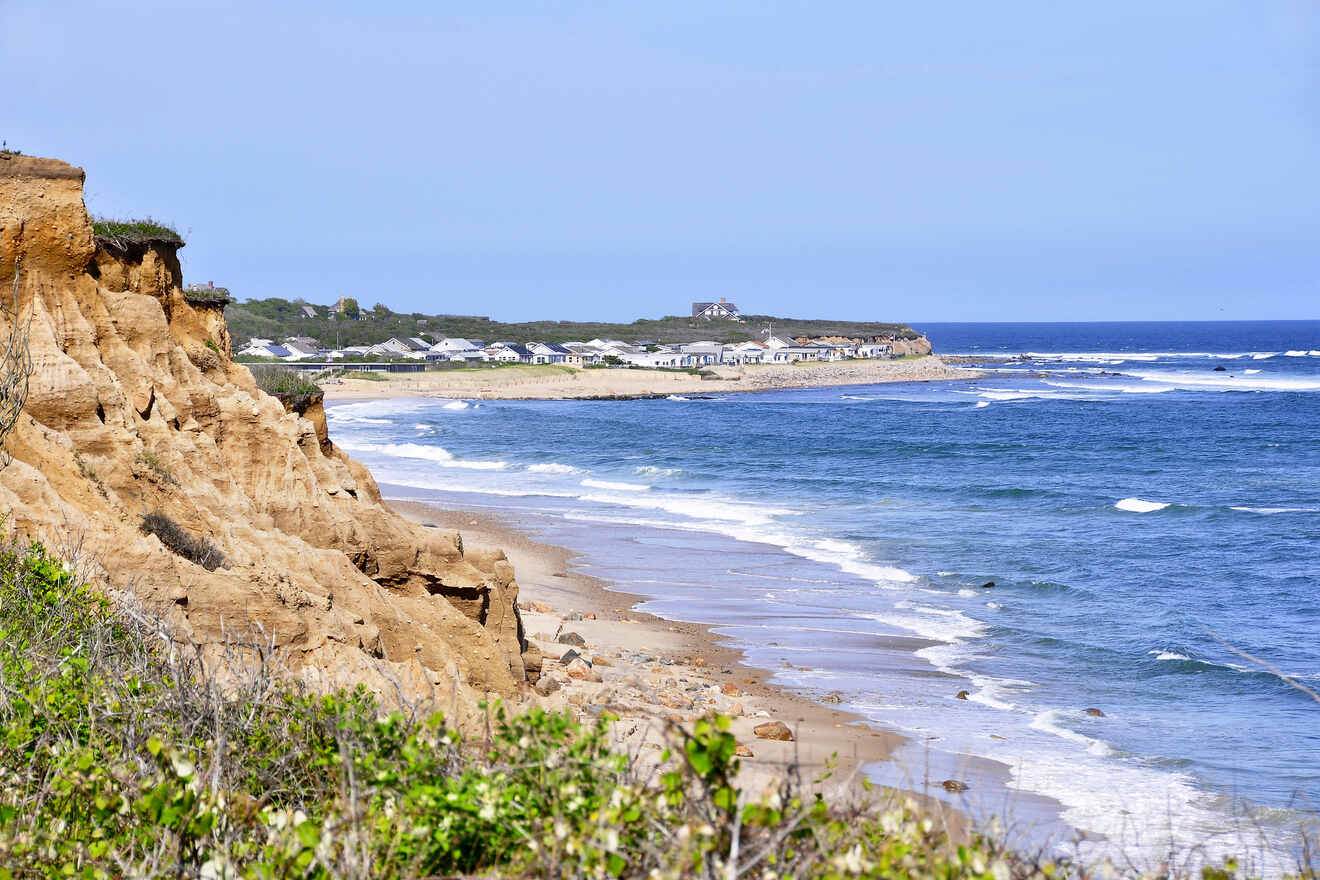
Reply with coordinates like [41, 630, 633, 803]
[92, 216, 184, 248]
[0, 532, 1312, 878]
[251, 364, 322, 396]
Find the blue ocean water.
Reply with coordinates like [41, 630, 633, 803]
[328, 321, 1320, 867]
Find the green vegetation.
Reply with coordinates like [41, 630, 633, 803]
[135, 450, 178, 487]
[250, 364, 322, 396]
[185, 287, 233, 306]
[0, 535, 1310, 878]
[224, 298, 923, 350]
[139, 510, 224, 571]
[91, 217, 184, 250]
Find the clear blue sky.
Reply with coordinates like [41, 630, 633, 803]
[4, 2, 1317, 323]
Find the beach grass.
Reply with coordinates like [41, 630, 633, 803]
[91, 216, 184, 248]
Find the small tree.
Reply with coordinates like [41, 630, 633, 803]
[0, 263, 32, 469]
[341, 297, 360, 320]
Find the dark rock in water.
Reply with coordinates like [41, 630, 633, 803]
[1084, 707, 1106, 717]
[982, 581, 996, 588]
[1213, 365, 1227, 372]
[955, 690, 971, 700]
[558, 631, 587, 647]
[941, 780, 970, 793]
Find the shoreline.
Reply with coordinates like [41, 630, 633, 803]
[388, 499, 1067, 842]
[322, 355, 981, 401]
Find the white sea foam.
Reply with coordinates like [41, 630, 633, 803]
[666, 395, 691, 401]
[635, 465, 682, 477]
[1042, 380, 1174, 394]
[1284, 350, 1307, 357]
[1252, 352, 1277, 360]
[383, 479, 579, 499]
[1151, 650, 1192, 661]
[1127, 369, 1320, 392]
[527, 462, 582, 474]
[1030, 710, 1113, 756]
[957, 588, 978, 597]
[338, 441, 507, 470]
[1230, 506, 1319, 515]
[974, 401, 991, 408]
[1244, 369, 1261, 374]
[581, 478, 650, 492]
[1115, 497, 1169, 513]
[442, 400, 471, 410]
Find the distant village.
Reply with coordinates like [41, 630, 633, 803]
[231, 295, 900, 368]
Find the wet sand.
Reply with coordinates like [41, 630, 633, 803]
[389, 500, 1071, 843]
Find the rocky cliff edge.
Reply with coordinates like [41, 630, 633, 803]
[0, 154, 537, 722]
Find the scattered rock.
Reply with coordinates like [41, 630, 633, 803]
[692, 657, 707, 667]
[552, 572, 568, 578]
[659, 693, 693, 711]
[941, 780, 970, 793]
[531, 601, 553, 613]
[558, 632, 587, 647]
[559, 648, 584, 665]
[1085, 707, 1106, 717]
[822, 692, 842, 704]
[989, 734, 1007, 741]
[591, 655, 613, 667]
[955, 690, 970, 700]
[517, 601, 532, 611]
[730, 702, 744, 716]
[721, 683, 742, 697]
[533, 678, 561, 696]
[753, 721, 794, 742]
[734, 744, 754, 758]
[532, 631, 556, 642]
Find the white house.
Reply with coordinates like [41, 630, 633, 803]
[430, 337, 480, 355]
[529, 342, 571, 364]
[679, 342, 725, 366]
[723, 341, 767, 365]
[856, 343, 893, 359]
[690, 298, 741, 321]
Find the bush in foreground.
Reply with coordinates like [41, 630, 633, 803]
[0, 534, 1310, 879]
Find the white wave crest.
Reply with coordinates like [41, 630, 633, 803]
[581, 478, 650, 492]
[636, 465, 682, 477]
[1230, 506, 1319, 515]
[442, 400, 471, 410]
[338, 441, 507, 470]
[1115, 497, 1169, 513]
[527, 462, 582, 474]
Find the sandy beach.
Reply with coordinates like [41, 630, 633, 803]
[385, 499, 1075, 845]
[323, 356, 978, 401]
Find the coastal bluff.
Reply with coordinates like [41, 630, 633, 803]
[0, 154, 534, 721]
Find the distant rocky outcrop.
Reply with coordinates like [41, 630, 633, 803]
[0, 154, 533, 724]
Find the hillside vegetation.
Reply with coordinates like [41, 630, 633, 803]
[0, 534, 1307, 879]
[224, 298, 924, 347]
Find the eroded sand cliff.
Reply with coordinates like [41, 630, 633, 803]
[0, 154, 535, 722]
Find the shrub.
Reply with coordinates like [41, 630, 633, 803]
[136, 449, 179, 487]
[91, 217, 184, 249]
[250, 364, 321, 396]
[0, 534, 1310, 879]
[139, 510, 224, 570]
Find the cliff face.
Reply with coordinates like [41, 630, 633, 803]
[0, 154, 532, 720]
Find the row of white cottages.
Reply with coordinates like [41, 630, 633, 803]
[238, 335, 893, 366]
